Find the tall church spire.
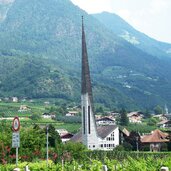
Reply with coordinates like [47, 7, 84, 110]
[81, 16, 98, 150]
[81, 16, 93, 109]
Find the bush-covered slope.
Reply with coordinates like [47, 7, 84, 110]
[0, 0, 171, 110]
[93, 12, 171, 59]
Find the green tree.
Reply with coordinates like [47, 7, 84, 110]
[20, 126, 46, 161]
[122, 142, 133, 151]
[154, 105, 163, 114]
[30, 113, 41, 121]
[64, 142, 86, 161]
[48, 124, 62, 148]
[143, 108, 151, 118]
[120, 108, 129, 126]
[146, 117, 158, 126]
[95, 106, 104, 113]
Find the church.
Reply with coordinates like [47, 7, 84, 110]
[71, 17, 119, 150]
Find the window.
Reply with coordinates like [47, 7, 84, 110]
[88, 106, 90, 134]
[83, 106, 85, 134]
[101, 144, 103, 148]
[93, 145, 95, 148]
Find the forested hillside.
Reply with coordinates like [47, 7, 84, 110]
[93, 12, 171, 59]
[0, 0, 171, 110]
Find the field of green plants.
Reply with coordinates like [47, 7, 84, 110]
[1, 156, 171, 171]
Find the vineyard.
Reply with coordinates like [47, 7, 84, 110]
[0, 156, 171, 171]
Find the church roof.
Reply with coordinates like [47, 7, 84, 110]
[141, 129, 169, 143]
[70, 131, 82, 143]
[70, 125, 118, 142]
[97, 125, 118, 138]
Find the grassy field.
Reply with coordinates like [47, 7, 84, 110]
[0, 101, 46, 117]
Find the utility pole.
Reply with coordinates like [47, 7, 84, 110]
[46, 125, 49, 167]
[136, 136, 139, 152]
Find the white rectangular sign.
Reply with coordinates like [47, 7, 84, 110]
[12, 132, 20, 148]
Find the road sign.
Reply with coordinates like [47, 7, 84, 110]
[12, 117, 20, 132]
[12, 132, 20, 148]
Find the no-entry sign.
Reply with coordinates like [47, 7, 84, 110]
[12, 117, 20, 132]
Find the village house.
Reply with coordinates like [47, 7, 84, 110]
[12, 97, 18, 102]
[18, 105, 31, 112]
[153, 114, 167, 121]
[96, 117, 115, 126]
[56, 129, 74, 143]
[56, 129, 69, 136]
[61, 133, 74, 143]
[44, 101, 50, 105]
[127, 111, 143, 123]
[157, 120, 171, 128]
[42, 113, 55, 119]
[141, 129, 169, 152]
[65, 111, 78, 116]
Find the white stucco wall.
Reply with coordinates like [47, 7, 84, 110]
[98, 127, 119, 151]
[81, 93, 98, 150]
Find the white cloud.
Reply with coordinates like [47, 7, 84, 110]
[71, 0, 171, 43]
[149, 0, 170, 14]
[71, 0, 113, 13]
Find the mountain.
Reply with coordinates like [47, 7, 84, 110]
[93, 12, 171, 59]
[0, 0, 171, 110]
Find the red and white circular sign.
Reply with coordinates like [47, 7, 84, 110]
[12, 117, 20, 132]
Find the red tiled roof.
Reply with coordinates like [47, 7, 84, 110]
[141, 129, 169, 143]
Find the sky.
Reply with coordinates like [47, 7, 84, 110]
[71, 0, 171, 43]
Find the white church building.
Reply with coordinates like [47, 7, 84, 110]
[71, 17, 119, 150]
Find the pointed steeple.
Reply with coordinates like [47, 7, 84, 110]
[81, 17, 98, 150]
[81, 16, 93, 107]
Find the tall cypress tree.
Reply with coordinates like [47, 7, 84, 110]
[120, 108, 129, 126]
[48, 124, 62, 148]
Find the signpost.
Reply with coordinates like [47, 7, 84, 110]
[12, 132, 20, 148]
[12, 117, 20, 167]
[46, 125, 49, 167]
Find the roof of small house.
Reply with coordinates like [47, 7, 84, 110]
[56, 129, 68, 136]
[68, 111, 78, 114]
[61, 133, 74, 139]
[157, 120, 170, 125]
[127, 111, 140, 117]
[96, 117, 114, 122]
[70, 125, 118, 142]
[121, 128, 130, 136]
[141, 129, 169, 143]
